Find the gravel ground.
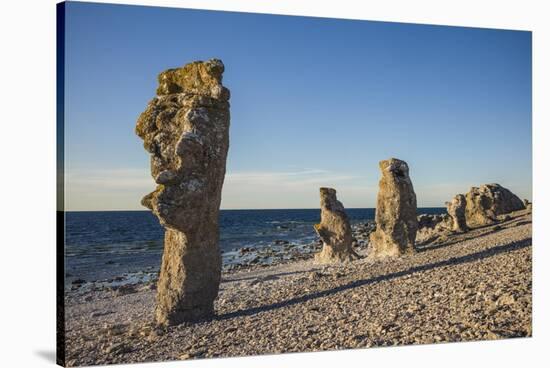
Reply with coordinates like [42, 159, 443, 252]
[64, 210, 532, 367]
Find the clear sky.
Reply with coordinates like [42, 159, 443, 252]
[63, 2, 532, 211]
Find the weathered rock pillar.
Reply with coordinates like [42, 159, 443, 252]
[369, 158, 418, 258]
[314, 188, 359, 263]
[135, 59, 230, 325]
[446, 194, 468, 232]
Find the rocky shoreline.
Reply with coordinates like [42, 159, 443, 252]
[67, 220, 377, 294]
[64, 208, 532, 366]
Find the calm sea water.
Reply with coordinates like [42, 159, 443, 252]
[64, 208, 445, 286]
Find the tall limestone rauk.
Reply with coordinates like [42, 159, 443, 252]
[314, 188, 359, 263]
[369, 158, 418, 258]
[136, 59, 230, 326]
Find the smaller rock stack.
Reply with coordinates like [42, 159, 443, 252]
[369, 158, 418, 258]
[314, 188, 359, 263]
[446, 194, 468, 233]
[417, 183, 528, 245]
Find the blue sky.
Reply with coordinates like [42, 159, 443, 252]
[63, 2, 532, 211]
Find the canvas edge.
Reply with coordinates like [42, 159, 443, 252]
[56, 2, 66, 367]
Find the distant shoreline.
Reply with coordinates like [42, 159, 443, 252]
[64, 208, 448, 288]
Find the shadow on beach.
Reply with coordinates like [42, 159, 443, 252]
[222, 270, 311, 284]
[416, 215, 531, 253]
[216, 237, 531, 321]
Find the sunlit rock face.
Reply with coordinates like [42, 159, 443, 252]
[136, 59, 230, 325]
[314, 188, 359, 264]
[416, 184, 526, 246]
[369, 158, 418, 258]
[464, 184, 525, 228]
[446, 194, 468, 233]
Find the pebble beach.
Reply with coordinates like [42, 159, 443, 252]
[64, 208, 532, 366]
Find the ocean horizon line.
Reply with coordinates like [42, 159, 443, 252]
[64, 206, 447, 213]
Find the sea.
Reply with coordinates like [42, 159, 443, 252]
[64, 208, 445, 288]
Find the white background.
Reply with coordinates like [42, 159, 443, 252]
[0, 0, 548, 367]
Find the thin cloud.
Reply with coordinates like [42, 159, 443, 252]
[63, 167, 482, 210]
[225, 168, 367, 187]
[222, 169, 376, 209]
[66, 168, 153, 190]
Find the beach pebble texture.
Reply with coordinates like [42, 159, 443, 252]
[314, 188, 359, 263]
[369, 158, 418, 258]
[64, 209, 532, 366]
[135, 59, 230, 325]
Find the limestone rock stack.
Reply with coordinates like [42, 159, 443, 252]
[314, 188, 359, 263]
[369, 158, 418, 258]
[446, 194, 468, 232]
[415, 195, 468, 245]
[417, 184, 527, 245]
[136, 59, 230, 325]
[464, 184, 525, 228]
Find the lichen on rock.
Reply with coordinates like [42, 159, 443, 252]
[136, 59, 230, 326]
[313, 188, 359, 263]
[369, 158, 418, 258]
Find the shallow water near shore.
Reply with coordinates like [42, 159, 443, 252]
[65, 208, 445, 289]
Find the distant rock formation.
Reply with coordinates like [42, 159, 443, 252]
[523, 199, 532, 210]
[369, 158, 418, 258]
[314, 188, 359, 263]
[417, 213, 448, 231]
[416, 213, 454, 245]
[417, 184, 526, 245]
[136, 59, 230, 326]
[417, 214, 447, 230]
[446, 194, 468, 232]
[416, 195, 467, 245]
[465, 184, 525, 228]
